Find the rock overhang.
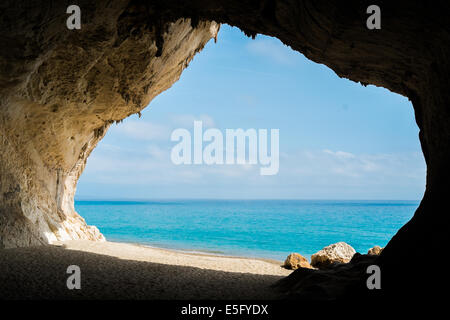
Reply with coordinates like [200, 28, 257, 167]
[1, 0, 449, 299]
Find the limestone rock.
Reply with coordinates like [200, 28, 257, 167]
[0, 3, 447, 302]
[311, 242, 356, 269]
[367, 246, 383, 255]
[284, 253, 312, 270]
[0, 0, 219, 248]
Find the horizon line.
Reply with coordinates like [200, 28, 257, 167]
[74, 197, 422, 202]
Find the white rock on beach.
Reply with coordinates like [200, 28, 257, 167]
[367, 245, 383, 255]
[284, 253, 312, 270]
[311, 242, 356, 269]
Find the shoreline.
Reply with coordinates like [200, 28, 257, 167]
[54, 240, 292, 276]
[107, 239, 287, 265]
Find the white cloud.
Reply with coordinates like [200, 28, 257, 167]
[169, 114, 215, 128]
[147, 144, 167, 160]
[84, 143, 424, 187]
[246, 38, 298, 65]
[79, 114, 426, 199]
[286, 150, 425, 185]
[116, 120, 171, 141]
[323, 149, 355, 159]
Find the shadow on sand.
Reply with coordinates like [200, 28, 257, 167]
[0, 246, 284, 300]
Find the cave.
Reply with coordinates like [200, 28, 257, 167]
[0, 0, 448, 300]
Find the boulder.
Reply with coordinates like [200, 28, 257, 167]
[311, 242, 356, 269]
[367, 246, 383, 255]
[284, 253, 312, 270]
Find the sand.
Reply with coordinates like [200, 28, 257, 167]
[0, 240, 292, 300]
[58, 240, 291, 275]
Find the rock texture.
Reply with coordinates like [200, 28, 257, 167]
[367, 246, 383, 255]
[0, 0, 219, 248]
[1, 0, 449, 300]
[311, 242, 356, 269]
[276, 253, 380, 300]
[284, 253, 312, 270]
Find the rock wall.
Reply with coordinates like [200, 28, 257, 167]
[0, 0, 219, 247]
[1, 0, 449, 298]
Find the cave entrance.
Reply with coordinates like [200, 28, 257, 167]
[74, 25, 425, 262]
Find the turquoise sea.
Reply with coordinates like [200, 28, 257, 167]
[76, 200, 419, 261]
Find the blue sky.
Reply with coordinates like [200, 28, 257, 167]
[76, 25, 426, 200]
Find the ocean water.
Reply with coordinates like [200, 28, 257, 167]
[75, 200, 418, 261]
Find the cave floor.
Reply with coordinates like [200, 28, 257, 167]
[0, 243, 287, 300]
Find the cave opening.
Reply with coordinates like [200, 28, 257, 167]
[74, 25, 426, 262]
[1, 0, 448, 301]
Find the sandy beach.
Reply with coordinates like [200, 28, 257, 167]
[0, 240, 291, 300]
[58, 240, 291, 276]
